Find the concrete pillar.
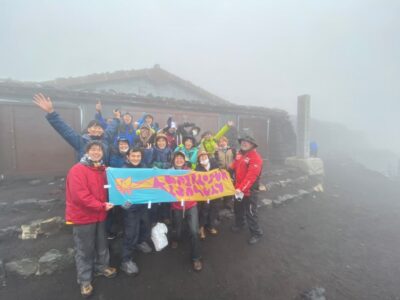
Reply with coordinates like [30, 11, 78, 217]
[296, 95, 310, 158]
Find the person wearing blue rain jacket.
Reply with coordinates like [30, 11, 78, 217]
[33, 93, 120, 165]
[148, 133, 173, 224]
[94, 101, 138, 146]
[94, 100, 114, 129]
[151, 133, 173, 169]
[136, 112, 159, 132]
[106, 137, 131, 240]
[94, 111, 109, 130]
[109, 137, 130, 168]
[114, 112, 137, 146]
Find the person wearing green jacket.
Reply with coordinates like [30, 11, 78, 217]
[174, 136, 198, 170]
[200, 121, 234, 158]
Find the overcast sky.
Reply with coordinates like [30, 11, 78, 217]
[1, 0, 399, 153]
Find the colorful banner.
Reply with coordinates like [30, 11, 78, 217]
[106, 168, 235, 206]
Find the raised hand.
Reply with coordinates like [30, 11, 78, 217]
[95, 100, 102, 112]
[227, 120, 234, 127]
[113, 108, 121, 119]
[33, 93, 54, 113]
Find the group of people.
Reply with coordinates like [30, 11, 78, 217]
[33, 93, 264, 298]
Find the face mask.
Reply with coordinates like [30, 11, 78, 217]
[200, 158, 209, 166]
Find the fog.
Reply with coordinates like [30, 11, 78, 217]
[1, 0, 399, 156]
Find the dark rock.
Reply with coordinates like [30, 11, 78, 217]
[36, 249, 63, 275]
[5, 258, 38, 277]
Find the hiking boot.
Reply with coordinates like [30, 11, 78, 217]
[121, 260, 139, 276]
[199, 226, 206, 240]
[193, 260, 203, 272]
[248, 235, 262, 245]
[171, 241, 178, 249]
[207, 227, 218, 235]
[136, 241, 152, 253]
[80, 283, 93, 298]
[94, 266, 117, 278]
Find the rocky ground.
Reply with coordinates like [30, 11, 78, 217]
[1, 159, 399, 300]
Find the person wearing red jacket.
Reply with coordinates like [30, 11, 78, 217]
[65, 141, 116, 297]
[230, 135, 264, 245]
[170, 151, 203, 271]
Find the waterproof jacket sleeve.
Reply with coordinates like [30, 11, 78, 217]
[237, 153, 263, 193]
[104, 117, 120, 144]
[68, 168, 106, 212]
[143, 148, 154, 167]
[95, 111, 108, 129]
[46, 111, 82, 151]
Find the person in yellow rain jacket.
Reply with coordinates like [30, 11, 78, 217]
[199, 121, 234, 158]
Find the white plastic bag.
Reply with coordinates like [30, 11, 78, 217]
[151, 222, 168, 251]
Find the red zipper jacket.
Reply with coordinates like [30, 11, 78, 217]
[65, 163, 108, 224]
[230, 148, 263, 196]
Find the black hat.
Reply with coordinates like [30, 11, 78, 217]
[238, 135, 258, 148]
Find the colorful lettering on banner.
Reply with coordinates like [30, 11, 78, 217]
[106, 168, 235, 205]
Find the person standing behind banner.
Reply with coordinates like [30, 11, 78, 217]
[134, 124, 155, 166]
[106, 137, 130, 240]
[216, 136, 236, 210]
[150, 133, 173, 225]
[170, 151, 203, 272]
[174, 136, 198, 170]
[120, 147, 153, 276]
[158, 117, 177, 149]
[230, 135, 264, 245]
[65, 141, 116, 298]
[199, 121, 234, 159]
[196, 150, 220, 240]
